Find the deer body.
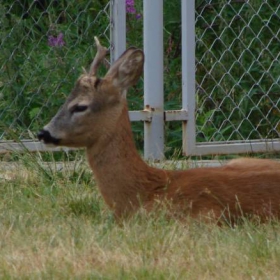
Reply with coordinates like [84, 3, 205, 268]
[86, 102, 280, 221]
[38, 38, 280, 223]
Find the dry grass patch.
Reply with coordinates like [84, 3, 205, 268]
[0, 153, 280, 279]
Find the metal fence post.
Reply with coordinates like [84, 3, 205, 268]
[181, 0, 196, 156]
[143, 0, 164, 160]
[110, 0, 126, 63]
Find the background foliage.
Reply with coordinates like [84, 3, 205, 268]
[1, 0, 280, 157]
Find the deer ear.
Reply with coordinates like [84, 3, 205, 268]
[105, 48, 144, 90]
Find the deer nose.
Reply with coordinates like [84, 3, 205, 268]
[37, 129, 60, 145]
[37, 129, 47, 141]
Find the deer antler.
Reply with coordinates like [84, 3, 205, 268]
[89, 37, 108, 76]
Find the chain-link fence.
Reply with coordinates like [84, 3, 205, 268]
[195, 1, 280, 145]
[1, 0, 280, 157]
[0, 0, 110, 141]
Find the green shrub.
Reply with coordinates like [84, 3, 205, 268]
[1, 0, 279, 156]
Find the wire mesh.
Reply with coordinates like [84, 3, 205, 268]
[0, 0, 110, 140]
[195, 1, 280, 144]
[1, 0, 280, 156]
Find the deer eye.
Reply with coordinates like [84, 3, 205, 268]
[71, 105, 88, 114]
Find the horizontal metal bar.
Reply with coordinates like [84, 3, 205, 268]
[164, 110, 188, 121]
[129, 110, 153, 122]
[185, 140, 280, 156]
[0, 140, 74, 154]
[129, 110, 188, 122]
[2, 139, 280, 155]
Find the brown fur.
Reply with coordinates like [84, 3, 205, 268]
[39, 42, 280, 224]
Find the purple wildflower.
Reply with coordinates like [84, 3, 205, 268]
[126, 0, 136, 14]
[135, 13, 142, 20]
[48, 32, 65, 47]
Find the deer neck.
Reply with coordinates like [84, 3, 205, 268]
[86, 103, 168, 216]
[87, 103, 145, 168]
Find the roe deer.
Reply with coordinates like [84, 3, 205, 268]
[38, 37, 280, 223]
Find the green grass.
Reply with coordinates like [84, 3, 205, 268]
[1, 152, 280, 279]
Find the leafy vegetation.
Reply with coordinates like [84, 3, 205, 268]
[1, 0, 280, 156]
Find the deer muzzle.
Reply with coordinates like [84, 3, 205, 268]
[37, 129, 61, 145]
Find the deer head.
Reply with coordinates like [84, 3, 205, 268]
[38, 37, 144, 148]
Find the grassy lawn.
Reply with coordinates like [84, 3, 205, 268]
[0, 152, 280, 279]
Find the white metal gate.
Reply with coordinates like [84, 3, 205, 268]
[111, 0, 280, 159]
